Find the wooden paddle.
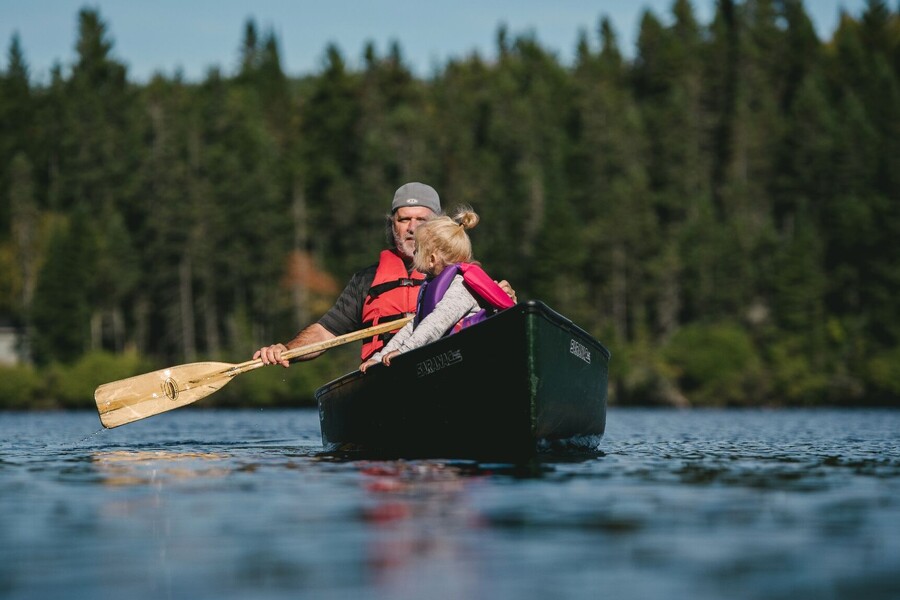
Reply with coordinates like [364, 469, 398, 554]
[94, 317, 412, 429]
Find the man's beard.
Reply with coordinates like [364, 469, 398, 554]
[393, 230, 415, 260]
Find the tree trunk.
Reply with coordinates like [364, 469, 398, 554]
[180, 255, 196, 361]
[612, 243, 628, 343]
[291, 178, 310, 327]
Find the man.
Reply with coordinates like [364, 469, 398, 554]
[254, 182, 516, 367]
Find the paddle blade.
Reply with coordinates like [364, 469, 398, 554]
[95, 361, 239, 428]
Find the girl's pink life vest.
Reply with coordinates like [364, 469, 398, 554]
[360, 249, 426, 360]
[414, 262, 515, 334]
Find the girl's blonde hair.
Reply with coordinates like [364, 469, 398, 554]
[413, 205, 480, 273]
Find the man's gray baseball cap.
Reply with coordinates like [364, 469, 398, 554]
[391, 182, 441, 214]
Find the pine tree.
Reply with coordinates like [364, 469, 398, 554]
[570, 16, 654, 340]
[30, 212, 94, 364]
[476, 32, 573, 291]
[633, 1, 709, 335]
[299, 44, 363, 277]
[354, 39, 429, 270]
[7, 153, 39, 356]
[0, 33, 33, 236]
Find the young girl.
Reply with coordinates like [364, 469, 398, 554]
[359, 206, 515, 372]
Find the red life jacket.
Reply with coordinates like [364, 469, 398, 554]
[360, 249, 426, 360]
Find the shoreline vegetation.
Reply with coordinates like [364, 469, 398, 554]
[2, 2, 900, 409]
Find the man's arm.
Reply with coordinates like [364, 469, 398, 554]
[253, 323, 336, 368]
[252, 265, 374, 368]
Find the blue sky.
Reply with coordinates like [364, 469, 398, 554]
[1, 0, 869, 84]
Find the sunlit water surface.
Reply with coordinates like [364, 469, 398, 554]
[1, 408, 898, 600]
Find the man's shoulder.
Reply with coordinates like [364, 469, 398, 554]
[319, 261, 379, 334]
[336, 262, 378, 298]
[349, 262, 378, 285]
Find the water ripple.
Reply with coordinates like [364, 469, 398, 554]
[1, 408, 898, 600]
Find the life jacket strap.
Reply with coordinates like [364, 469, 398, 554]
[366, 277, 423, 301]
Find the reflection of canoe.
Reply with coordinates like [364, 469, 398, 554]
[315, 301, 611, 459]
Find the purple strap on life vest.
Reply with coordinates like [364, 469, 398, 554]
[414, 264, 459, 327]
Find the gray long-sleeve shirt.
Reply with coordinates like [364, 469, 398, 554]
[368, 274, 479, 361]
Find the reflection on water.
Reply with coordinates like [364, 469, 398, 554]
[354, 461, 486, 598]
[1, 408, 898, 600]
[92, 451, 234, 486]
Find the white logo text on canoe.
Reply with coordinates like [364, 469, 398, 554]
[416, 349, 463, 377]
[569, 339, 591, 364]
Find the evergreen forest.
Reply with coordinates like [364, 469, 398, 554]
[1, 0, 899, 410]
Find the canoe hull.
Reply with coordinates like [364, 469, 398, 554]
[315, 301, 610, 459]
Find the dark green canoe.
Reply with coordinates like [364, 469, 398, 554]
[315, 300, 611, 460]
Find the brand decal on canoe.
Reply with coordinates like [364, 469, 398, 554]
[569, 339, 591, 364]
[416, 349, 463, 377]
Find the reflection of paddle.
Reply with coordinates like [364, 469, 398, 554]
[94, 317, 412, 429]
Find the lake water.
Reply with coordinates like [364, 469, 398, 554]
[1, 408, 898, 600]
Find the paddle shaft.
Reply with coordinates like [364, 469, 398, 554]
[227, 316, 413, 377]
[94, 316, 412, 428]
